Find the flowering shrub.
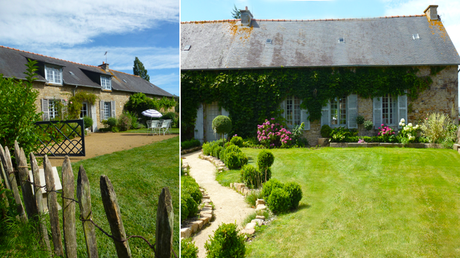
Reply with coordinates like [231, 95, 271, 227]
[358, 138, 366, 144]
[257, 118, 293, 148]
[378, 124, 396, 142]
[398, 118, 420, 144]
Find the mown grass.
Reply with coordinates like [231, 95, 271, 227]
[217, 147, 460, 257]
[0, 136, 179, 257]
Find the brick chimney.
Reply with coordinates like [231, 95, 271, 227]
[240, 6, 253, 26]
[99, 62, 109, 72]
[424, 5, 438, 21]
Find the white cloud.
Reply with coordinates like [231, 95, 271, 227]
[383, 0, 460, 52]
[0, 0, 179, 47]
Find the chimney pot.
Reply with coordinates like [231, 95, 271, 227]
[424, 5, 438, 21]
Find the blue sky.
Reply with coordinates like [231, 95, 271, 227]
[0, 0, 179, 96]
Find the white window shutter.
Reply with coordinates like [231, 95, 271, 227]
[347, 94, 358, 129]
[398, 95, 407, 128]
[321, 102, 330, 126]
[100, 101, 104, 121]
[111, 100, 116, 118]
[91, 103, 97, 131]
[42, 99, 49, 121]
[373, 97, 382, 129]
[280, 99, 286, 119]
[194, 104, 204, 142]
[300, 100, 310, 130]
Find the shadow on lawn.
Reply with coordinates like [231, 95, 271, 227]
[296, 203, 311, 211]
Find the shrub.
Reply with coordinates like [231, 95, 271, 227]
[226, 151, 247, 169]
[181, 195, 189, 222]
[205, 223, 246, 258]
[320, 124, 332, 138]
[364, 120, 373, 130]
[202, 142, 213, 155]
[262, 178, 284, 199]
[107, 117, 117, 127]
[212, 115, 232, 141]
[240, 165, 260, 189]
[356, 115, 365, 125]
[230, 135, 244, 147]
[284, 182, 302, 210]
[181, 139, 201, 150]
[182, 192, 198, 221]
[182, 176, 202, 205]
[267, 187, 290, 214]
[212, 145, 223, 159]
[117, 113, 132, 131]
[330, 127, 353, 142]
[291, 122, 308, 147]
[83, 116, 93, 129]
[257, 150, 275, 169]
[0, 59, 41, 157]
[181, 238, 199, 258]
[420, 112, 456, 144]
[257, 118, 293, 148]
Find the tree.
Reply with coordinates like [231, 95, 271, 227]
[133, 57, 150, 81]
[231, 5, 241, 19]
[0, 59, 41, 157]
[212, 115, 232, 142]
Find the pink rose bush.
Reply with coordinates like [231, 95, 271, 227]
[257, 118, 293, 148]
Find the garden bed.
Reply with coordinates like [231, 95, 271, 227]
[330, 142, 446, 149]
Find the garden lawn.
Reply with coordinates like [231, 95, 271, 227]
[0, 136, 179, 257]
[229, 147, 460, 257]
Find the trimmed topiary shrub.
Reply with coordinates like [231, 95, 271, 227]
[212, 115, 232, 141]
[257, 150, 274, 169]
[83, 116, 93, 129]
[202, 142, 212, 155]
[267, 187, 290, 214]
[364, 120, 373, 131]
[107, 117, 117, 127]
[320, 124, 332, 138]
[230, 135, 244, 147]
[284, 182, 302, 210]
[262, 178, 284, 199]
[212, 145, 223, 159]
[181, 238, 199, 258]
[205, 223, 246, 258]
[240, 165, 260, 189]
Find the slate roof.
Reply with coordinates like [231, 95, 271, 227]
[0, 45, 173, 97]
[181, 14, 460, 70]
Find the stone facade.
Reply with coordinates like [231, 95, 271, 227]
[302, 65, 459, 145]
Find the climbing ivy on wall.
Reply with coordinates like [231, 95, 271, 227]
[181, 66, 438, 140]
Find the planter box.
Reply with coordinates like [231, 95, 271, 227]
[347, 143, 368, 148]
[379, 143, 403, 148]
[318, 138, 330, 147]
[330, 142, 347, 148]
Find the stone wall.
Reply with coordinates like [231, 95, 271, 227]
[302, 65, 459, 145]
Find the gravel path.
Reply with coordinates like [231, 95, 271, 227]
[182, 151, 253, 258]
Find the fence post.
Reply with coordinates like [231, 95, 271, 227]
[0, 144, 11, 190]
[0, 145, 11, 218]
[100, 175, 132, 258]
[3, 146, 27, 222]
[62, 156, 77, 258]
[77, 165, 98, 258]
[44, 155, 64, 256]
[16, 146, 39, 220]
[30, 153, 52, 256]
[156, 187, 173, 258]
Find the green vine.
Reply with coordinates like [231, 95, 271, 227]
[182, 66, 435, 140]
[67, 91, 98, 119]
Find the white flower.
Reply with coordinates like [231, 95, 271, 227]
[400, 118, 405, 123]
[408, 123, 413, 127]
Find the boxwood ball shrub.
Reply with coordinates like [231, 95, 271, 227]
[205, 223, 246, 258]
[212, 145, 223, 159]
[240, 164, 260, 189]
[262, 178, 284, 199]
[364, 120, 374, 130]
[83, 116, 93, 129]
[284, 182, 303, 210]
[182, 193, 198, 221]
[212, 115, 232, 139]
[230, 135, 244, 147]
[257, 150, 275, 169]
[356, 115, 365, 125]
[267, 187, 290, 214]
[320, 124, 332, 138]
[181, 238, 199, 258]
[226, 151, 248, 169]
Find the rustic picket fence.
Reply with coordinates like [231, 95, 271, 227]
[0, 140, 175, 258]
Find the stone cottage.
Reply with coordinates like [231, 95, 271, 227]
[0, 45, 174, 131]
[181, 5, 460, 144]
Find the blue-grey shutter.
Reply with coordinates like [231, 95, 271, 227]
[280, 99, 286, 119]
[100, 101, 104, 121]
[373, 97, 382, 129]
[321, 102, 330, 126]
[398, 95, 407, 128]
[221, 107, 229, 117]
[91, 103, 97, 131]
[42, 99, 49, 121]
[111, 101, 116, 118]
[300, 100, 310, 130]
[195, 104, 204, 142]
[347, 94, 358, 129]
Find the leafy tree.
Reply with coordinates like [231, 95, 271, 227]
[0, 59, 41, 157]
[231, 4, 241, 19]
[133, 57, 150, 81]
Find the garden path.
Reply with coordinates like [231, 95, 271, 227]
[182, 151, 253, 258]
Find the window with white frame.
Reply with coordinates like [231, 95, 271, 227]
[80, 102, 88, 118]
[45, 65, 62, 84]
[48, 100, 59, 119]
[373, 94, 407, 129]
[321, 94, 358, 129]
[101, 76, 112, 90]
[280, 96, 310, 130]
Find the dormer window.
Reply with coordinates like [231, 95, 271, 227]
[101, 75, 111, 90]
[45, 65, 62, 85]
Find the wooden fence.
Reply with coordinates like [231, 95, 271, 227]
[0, 140, 175, 258]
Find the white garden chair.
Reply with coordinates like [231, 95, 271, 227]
[147, 120, 161, 135]
[160, 119, 172, 135]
